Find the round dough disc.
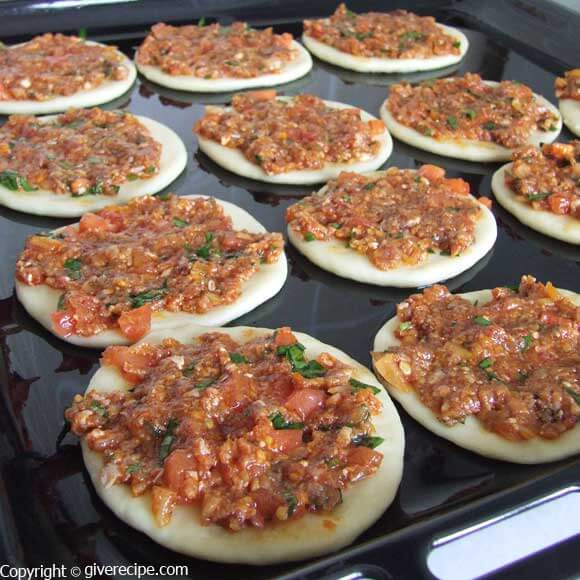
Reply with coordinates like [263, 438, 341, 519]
[373, 288, 580, 463]
[136, 40, 312, 93]
[492, 163, 580, 245]
[380, 83, 562, 162]
[197, 98, 393, 184]
[0, 41, 137, 115]
[80, 325, 405, 564]
[287, 171, 497, 287]
[0, 115, 187, 217]
[302, 24, 468, 74]
[15, 196, 288, 347]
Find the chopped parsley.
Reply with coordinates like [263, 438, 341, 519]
[478, 357, 492, 369]
[155, 190, 170, 201]
[399, 30, 424, 42]
[329, 222, 342, 229]
[447, 115, 459, 130]
[172, 217, 189, 228]
[129, 280, 168, 308]
[351, 434, 384, 449]
[453, 40, 461, 48]
[0, 170, 36, 192]
[145, 165, 157, 174]
[520, 334, 533, 351]
[349, 378, 380, 395]
[159, 418, 179, 463]
[57, 294, 66, 311]
[463, 108, 477, 120]
[64, 258, 82, 280]
[255, 154, 263, 165]
[276, 343, 326, 378]
[194, 232, 218, 260]
[482, 121, 497, 130]
[527, 192, 551, 201]
[183, 363, 195, 377]
[423, 127, 433, 137]
[198, 16, 207, 27]
[269, 411, 304, 430]
[282, 490, 298, 516]
[363, 182, 376, 190]
[473, 315, 491, 326]
[126, 463, 142, 474]
[304, 232, 316, 242]
[399, 321, 413, 332]
[195, 378, 215, 390]
[90, 400, 108, 417]
[230, 352, 248, 364]
[78, 27, 87, 40]
[564, 387, 580, 405]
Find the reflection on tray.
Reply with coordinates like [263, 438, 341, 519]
[137, 71, 314, 108]
[314, 57, 460, 87]
[286, 244, 494, 304]
[495, 203, 580, 263]
[195, 150, 314, 199]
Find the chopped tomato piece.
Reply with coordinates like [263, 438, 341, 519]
[102, 346, 154, 383]
[51, 310, 75, 337]
[252, 489, 283, 520]
[274, 327, 297, 347]
[79, 212, 114, 234]
[348, 446, 383, 468]
[548, 194, 570, 215]
[418, 164, 445, 181]
[163, 449, 197, 491]
[285, 388, 326, 420]
[445, 178, 470, 195]
[367, 119, 385, 135]
[118, 304, 152, 342]
[270, 429, 303, 453]
[151, 486, 176, 527]
[478, 197, 493, 209]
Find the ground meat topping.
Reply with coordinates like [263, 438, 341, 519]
[16, 195, 284, 340]
[136, 22, 297, 79]
[286, 165, 489, 270]
[506, 142, 580, 219]
[0, 33, 128, 102]
[0, 108, 161, 197]
[387, 73, 560, 149]
[555, 69, 580, 101]
[65, 327, 384, 530]
[375, 276, 580, 441]
[194, 90, 386, 175]
[304, 4, 461, 59]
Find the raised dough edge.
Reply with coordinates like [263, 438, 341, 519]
[287, 171, 497, 287]
[559, 99, 580, 137]
[197, 98, 393, 185]
[135, 40, 312, 93]
[492, 163, 580, 245]
[0, 115, 188, 217]
[80, 325, 405, 564]
[15, 195, 288, 348]
[373, 288, 580, 463]
[381, 84, 562, 162]
[302, 23, 468, 73]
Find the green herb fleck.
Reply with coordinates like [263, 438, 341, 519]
[78, 28, 87, 40]
[126, 463, 142, 474]
[127, 173, 139, 181]
[230, 352, 248, 364]
[349, 378, 380, 395]
[527, 191, 551, 201]
[447, 115, 459, 130]
[304, 232, 316, 242]
[520, 334, 533, 351]
[478, 357, 492, 369]
[90, 400, 108, 417]
[57, 294, 66, 311]
[195, 378, 215, 390]
[453, 40, 461, 48]
[329, 222, 342, 229]
[183, 363, 195, 377]
[440, 250, 452, 256]
[155, 191, 170, 201]
[463, 108, 477, 120]
[363, 182, 376, 190]
[564, 387, 580, 405]
[482, 121, 497, 130]
[282, 490, 298, 516]
[351, 434, 384, 449]
[0, 170, 37, 192]
[473, 315, 491, 326]
[269, 411, 304, 430]
[399, 321, 413, 332]
[129, 280, 168, 308]
[159, 418, 179, 463]
[399, 31, 424, 42]
[276, 343, 326, 378]
[195, 232, 218, 260]
[64, 258, 82, 280]
[198, 16, 207, 27]
[173, 217, 189, 228]
[255, 154, 263, 165]
[145, 165, 157, 174]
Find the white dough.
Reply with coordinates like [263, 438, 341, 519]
[136, 40, 312, 93]
[0, 41, 136, 115]
[15, 196, 288, 348]
[381, 82, 562, 162]
[197, 98, 393, 184]
[287, 171, 497, 288]
[559, 98, 580, 137]
[373, 288, 580, 463]
[0, 115, 187, 217]
[492, 163, 580, 245]
[80, 325, 405, 564]
[302, 24, 468, 73]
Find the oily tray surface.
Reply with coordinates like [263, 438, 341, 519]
[1, 18, 579, 579]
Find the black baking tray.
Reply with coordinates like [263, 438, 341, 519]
[1, 1, 579, 578]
